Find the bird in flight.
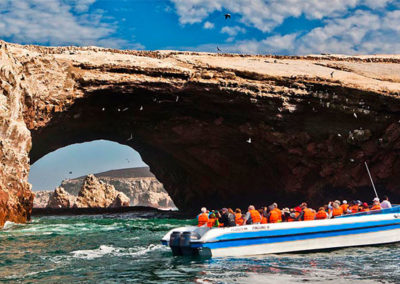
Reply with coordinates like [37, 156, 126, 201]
[127, 133, 133, 141]
[217, 46, 222, 52]
[246, 138, 252, 144]
[225, 13, 231, 20]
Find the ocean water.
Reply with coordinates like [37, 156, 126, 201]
[0, 213, 399, 283]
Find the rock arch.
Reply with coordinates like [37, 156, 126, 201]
[1, 41, 400, 226]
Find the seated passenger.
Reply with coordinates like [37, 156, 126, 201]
[371, 198, 382, 210]
[381, 195, 392, 209]
[207, 213, 220, 228]
[259, 208, 268, 224]
[301, 203, 316, 221]
[329, 201, 343, 218]
[244, 205, 261, 224]
[268, 205, 280, 223]
[272, 203, 283, 222]
[316, 207, 328, 219]
[360, 202, 370, 212]
[340, 200, 349, 213]
[218, 208, 236, 227]
[235, 208, 244, 226]
[348, 200, 359, 214]
[197, 207, 209, 227]
[287, 208, 301, 222]
[281, 208, 291, 222]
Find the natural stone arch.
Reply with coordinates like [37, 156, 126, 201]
[1, 41, 400, 226]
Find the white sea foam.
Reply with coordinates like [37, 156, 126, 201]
[71, 245, 119, 259]
[2, 221, 19, 230]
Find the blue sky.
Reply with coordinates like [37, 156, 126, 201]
[1, 0, 399, 54]
[2, 0, 398, 189]
[29, 140, 147, 190]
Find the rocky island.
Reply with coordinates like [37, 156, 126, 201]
[1, 41, 400, 227]
[33, 167, 176, 210]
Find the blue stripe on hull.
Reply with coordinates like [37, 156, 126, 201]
[197, 223, 400, 250]
[213, 219, 400, 242]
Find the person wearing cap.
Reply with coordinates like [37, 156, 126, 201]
[371, 198, 382, 211]
[197, 207, 209, 227]
[340, 200, 349, 213]
[316, 207, 328, 219]
[328, 201, 343, 218]
[218, 207, 236, 227]
[381, 195, 392, 209]
[244, 205, 262, 224]
[360, 202, 370, 212]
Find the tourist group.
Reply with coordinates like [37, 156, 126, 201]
[197, 196, 392, 228]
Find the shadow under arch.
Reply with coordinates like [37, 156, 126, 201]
[28, 85, 291, 212]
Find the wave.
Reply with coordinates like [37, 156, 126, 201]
[70, 244, 166, 260]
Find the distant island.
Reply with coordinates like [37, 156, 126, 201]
[33, 167, 176, 210]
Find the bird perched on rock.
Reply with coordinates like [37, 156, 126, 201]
[224, 13, 231, 20]
[330, 71, 334, 78]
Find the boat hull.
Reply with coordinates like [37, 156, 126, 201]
[161, 207, 400, 258]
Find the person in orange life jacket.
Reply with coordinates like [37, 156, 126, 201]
[347, 200, 360, 214]
[340, 200, 349, 213]
[371, 197, 382, 210]
[259, 208, 268, 224]
[235, 208, 244, 226]
[197, 207, 209, 226]
[272, 203, 283, 222]
[287, 207, 302, 222]
[316, 207, 328, 219]
[207, 213, 219, 228]
[328, 201, 343, 218]
[360, 202, 370, 212]
[281, 208, 291, 222]
[267, 205, 281, 223]
[300, 203, 316, 221]
[244, 205, 262, 224]
[218, 208, 236, 227]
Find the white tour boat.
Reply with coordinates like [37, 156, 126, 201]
[161, 206, 400, 258]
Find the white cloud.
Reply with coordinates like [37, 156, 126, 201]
[203, 21, 214, 29]
[221, 26, 246, 37]
[0, 0, 142, 49]
[171, 0, 393, 33]
[204, 9, 400, 55]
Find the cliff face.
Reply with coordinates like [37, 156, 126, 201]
[1, 40, 400, 226]
[59, 168, 176, 209]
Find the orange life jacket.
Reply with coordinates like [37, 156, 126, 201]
[340, 204, 349, 212]
[287, 211, 300, 222]
[207, 218, 216, 228]
[269, 209, 280, 223]
[198, 213, 209, 227]
[350, 205, 359, 213]
[235, 213, 244, 226]
[261, 216, 268, 224]
[303, 208, 316, 221]
[316, 210, 328, 220]
[360, 207, 370, 212]
[371, 204, 381, 211]
[275, 208, 282, 222]
[331, 207, 343, 217]
[249, 209, 261, 224]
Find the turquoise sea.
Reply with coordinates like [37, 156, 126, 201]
[1, 213, 399, 283]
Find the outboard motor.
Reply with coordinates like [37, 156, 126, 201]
[180, 231, 201, 256]
[169, 231, 182, 256]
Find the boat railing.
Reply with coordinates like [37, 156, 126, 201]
[338, 205, 400, 218]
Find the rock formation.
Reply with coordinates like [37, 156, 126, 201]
[47, 187, 76, 208]
[1, 40, 400, 226]
[40, 175, 130, 208]
[75, 174, 130, 208]
[59, 167, 176, 209]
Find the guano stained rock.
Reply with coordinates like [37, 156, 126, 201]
[1, 41, 400, 227]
